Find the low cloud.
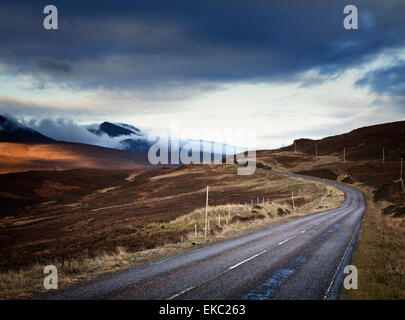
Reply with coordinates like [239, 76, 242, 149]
[22, 117, 120, 148]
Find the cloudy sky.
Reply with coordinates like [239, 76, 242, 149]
[0, 0, 404, 149]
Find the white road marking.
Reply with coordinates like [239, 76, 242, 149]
[277, 238, 290, 245]
[228, 250, 267, 270]
[277, 233, 298, 246]
[167, 286, 195, 300]
[168, 214, 337, 300]
[323, 222, 359, 300]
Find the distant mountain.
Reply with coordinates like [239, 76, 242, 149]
[86, 121, 242, 163]
[86, 121, 151, 154]
[0, 115, 54, 143]
[1, 116, 243, 166]
[114, 123, 143, 135]
[0, 115, 154, 173]
[88, 121, 143, 138]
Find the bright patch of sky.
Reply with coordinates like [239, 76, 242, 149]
[1, 48, 405, 149]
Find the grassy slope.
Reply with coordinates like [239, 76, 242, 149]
[0, 142, 151, 174]
[0, 164, 344, 299]
[343, 185, 405, 299]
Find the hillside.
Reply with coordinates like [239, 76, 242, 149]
[0, 164, 341, 273]
[256, 120, 405, 192]
[281, 120, 405, 161]
[0, 142, 152, 174]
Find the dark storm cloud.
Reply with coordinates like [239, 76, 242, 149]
[0, 0, 404, 92]
[356, 62, 405, 97]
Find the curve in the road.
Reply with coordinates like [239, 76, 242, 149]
[43, 170, 366, 300]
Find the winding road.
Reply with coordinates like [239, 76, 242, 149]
[45, 170, 366, 300]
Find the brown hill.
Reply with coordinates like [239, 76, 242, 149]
[0, 164, 334, 271]
[0, 142, 152, 174]
[255, 120, 405, 210]
[280, 120, 405, 161]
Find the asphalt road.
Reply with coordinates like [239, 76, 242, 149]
[45, 170, 366, 300]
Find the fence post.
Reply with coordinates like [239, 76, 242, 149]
[400, 158, 404, 193]
[291, 192, 296, 214]
[204, 185, 209, 242]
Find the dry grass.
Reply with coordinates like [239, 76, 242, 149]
[0, 178, 343, 300]
[136, 177, 343, 249]
[0, 164, 339, 272]
[0, 246, 179, 299]
[254, 150, 341, 172]
[166, 183, 342, 238]
[343, 184, 405, 299]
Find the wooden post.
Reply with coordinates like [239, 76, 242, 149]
[195, 223, 197, 237]
[291, 192, 296, 213]
[401, 158, 405, 193]
[218, 213, 221, 227]
[343, 147, 346, 163]
[204, 186, 209, 242]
